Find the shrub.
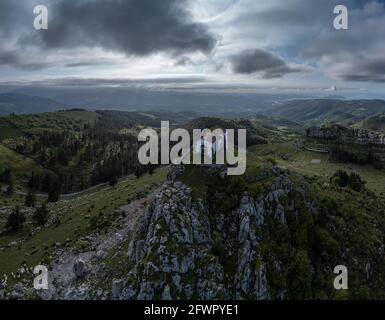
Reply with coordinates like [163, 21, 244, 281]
[33, 203, 49, 226]
[48, 187, 60, 203]
[330, 170, 349, 188]
[266, 157, 277, 165]
[249, 183, 264, 198]
[330, 170, 365, 192]
[348, 172, 365, 192]
[5, 206, 25, 232]
[25, 190, 36, 207]
[6, 180, 14, 195]
[109, 175, 118, 187]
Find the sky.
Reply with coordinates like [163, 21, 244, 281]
[1, 0, 385, 97]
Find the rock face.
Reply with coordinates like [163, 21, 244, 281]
[73, 259, 90, 279]
[112, 279, 124, 299]
[0, 283, 5, 300]
[306, 124, 385, 145]
[122, 181, 226, 300]
[118, 164, 310, 300]
[234, 175, 295, 299]
[9, 282, 29, 300]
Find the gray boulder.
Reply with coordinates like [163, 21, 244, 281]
[73, 259, 90, 279]
[112, 279, 124, 299]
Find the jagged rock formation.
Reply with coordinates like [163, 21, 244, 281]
[116, 165, 315, 300]
[73, 259, 91, 279]
[121, 181, 226, 299]
[234, 175, 296, 299]
[236, 195, 266, 299]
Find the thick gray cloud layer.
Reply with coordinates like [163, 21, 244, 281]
[0, 51, 19, 66]
[1, 0, 385, 87]
[0, 0, 30, 35]
[333, 57, 385, 82]
[229, 49, 301, 78]
[301, 1, 385, 82]
[33, 0, 217, 56]
[220, 0, 385, 83]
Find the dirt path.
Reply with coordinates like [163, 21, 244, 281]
[1, 174, 133, 199]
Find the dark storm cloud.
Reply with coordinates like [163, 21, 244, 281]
[0, 0, 41, 36]
[0, 51, 19, 65]
[0, 0, 26, 34]
[335, 58, 385, 83]
[230, 49, 301, 78]
[32, 0, 217, 56]
[0, 46, 49, 70]
[64, 61, 117, 68]
[342, 74, 385, 82]
[2, 0, 385, 87]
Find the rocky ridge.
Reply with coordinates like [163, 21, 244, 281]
[114, 165, 311, 300]
[306, 124, 385, 145]
[121, 180, 225, 299]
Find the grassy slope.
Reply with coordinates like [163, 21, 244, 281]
[0, 192, 25, 208]
[0, 167, 167, 279]
[0, 144, 50, 188]
[249, 142, 385, 194]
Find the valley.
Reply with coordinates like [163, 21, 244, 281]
[0, 100, 385, 300]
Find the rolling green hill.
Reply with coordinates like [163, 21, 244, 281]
[0, 144, 51, 188]
[0, 110, 99, 140]
[0, 93, 66, 115]
[353, 113, 385, 133]
[0, 109, 201, 195]
[267, 99, 385, 126]
[184, 116, 301, 146]
[1, 108, 385, 300]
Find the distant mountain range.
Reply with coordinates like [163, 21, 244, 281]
[265, 99, 385, 125]
[0, 93, 66, 115]
[2, 92, 385, 131]
[3, 87, 311, 116]
[0, 90, 312, 117]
